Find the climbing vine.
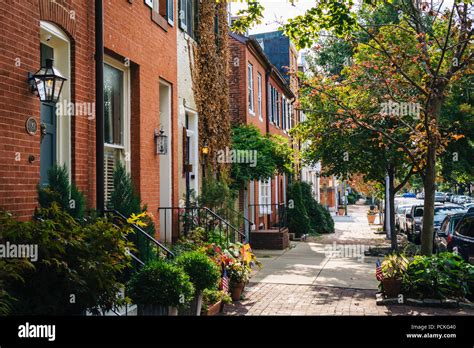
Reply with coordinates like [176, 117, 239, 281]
[191, 0, 231, 171]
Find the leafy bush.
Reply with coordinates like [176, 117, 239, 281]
[287, 182, 312, 237]
[403, 252, 474, 300]
[175, 251, 220, 292]
[201, 288, 231, 311]
[108, 162, 156, 262]
[299, 181, 334, 234]
[37, 164, 86, 219]
[127, 260, 194, 308]
[2, 204, 133, 315]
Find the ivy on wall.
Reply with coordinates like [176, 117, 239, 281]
[191, 0, 231, 171]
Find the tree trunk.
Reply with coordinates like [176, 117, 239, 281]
[421, 143, 436, 255]
[388, 167, 397, 251]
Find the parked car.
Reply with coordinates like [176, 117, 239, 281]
[464, 203, 474, 210]
[450, 212, 474, 264]
[395, 205, 411, 232]
[431, 205, 466, 233]
[416, 192, 424, 200]
[406, 205, 424, 243]
[435, 212, 465, 253]
[434, 192, 446, 203]
[398, 207, 412, 234]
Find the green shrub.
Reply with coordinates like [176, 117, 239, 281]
[175, 251, 220, 292]
[403, 252, 474, 300]
[127, 260, 194, 308]
[299, 182, 334, 234]
[287, 182, 312, 237]
[201, 288, 231, 311]
[37, 164, 86, 219]
[2, 204, 133, 315]
[108, 162, 156, 263]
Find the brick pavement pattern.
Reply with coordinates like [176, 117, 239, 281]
[224, 205, 474, 316]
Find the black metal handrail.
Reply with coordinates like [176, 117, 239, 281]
[157, 206, 246, 245]
[105, 209, 175, 262]
[248, 203, 287, 233]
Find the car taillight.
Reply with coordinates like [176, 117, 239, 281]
[447, 234, 452, 244]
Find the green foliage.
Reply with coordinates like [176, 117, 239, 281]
[2, 204, 133, 315]
[175, 251, 220, 292]
[37, 164, 86, 219]
[299, 182, 335, 234]
[403, 253, 474, 300]
[201, 288, 231, 311]
[287, 182, 312, 237]
[108, 162, 156, 262]
[269, 134, 295, 175]
[381, 253, 409, 280]
[230, 1, 265, 34]
[108, 162, 141, 217]
[127, 260, 195, 308]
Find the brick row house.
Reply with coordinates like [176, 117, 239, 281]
[229, 31, 299, 246]
[0, 0, 181, 241]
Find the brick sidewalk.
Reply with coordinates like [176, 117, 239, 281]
[223, 283, 474, 316]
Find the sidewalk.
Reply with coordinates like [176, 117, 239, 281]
[224, 205, 474, 316]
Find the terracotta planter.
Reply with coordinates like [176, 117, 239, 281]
[201, 301, 222, 316]
[382, 278, 402, 297]
[230, 282, 245, 301]
[367, 214, 376, 224]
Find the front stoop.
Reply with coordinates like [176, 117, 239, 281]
[250, 228, 289, 250]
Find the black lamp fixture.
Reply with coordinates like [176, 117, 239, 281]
[155, 127, 168, 155]
[29, 58, 67, 104]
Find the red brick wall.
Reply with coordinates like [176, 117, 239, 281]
[104, 1, 178, 237]
[229, 37, 246, 126]
[0, 0, 95, 219]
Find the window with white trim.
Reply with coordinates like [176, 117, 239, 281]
[104, 59, 130, 205]
[179, 0, 198, 39]
[248, 63, 254, 113]
[257, 73, 263, 121]
[259, 178, 272, 215]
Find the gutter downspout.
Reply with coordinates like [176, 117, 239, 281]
[95, 0, 105, 214]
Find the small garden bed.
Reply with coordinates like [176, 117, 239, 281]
[375, 252, 474, 309]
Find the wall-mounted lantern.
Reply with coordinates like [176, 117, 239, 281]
[155, 127, 168, 155]
[29, 58, 67, 104]
[201, 144, 210, 156]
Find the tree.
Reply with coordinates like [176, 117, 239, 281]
[233, 0, 473, 255]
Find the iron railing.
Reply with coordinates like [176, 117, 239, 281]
[157, 206, 246, 246]
[248, 203, 287, 233]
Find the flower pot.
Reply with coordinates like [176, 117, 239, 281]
[382, 278, 402, 298]
[230, 282, 245, 301]
[137, 304, 169, 316]
[201, 301, 222, 316]
[168, 306, 178, 316]
[178, 291, 203, 316]
[367, 214, 376, 224]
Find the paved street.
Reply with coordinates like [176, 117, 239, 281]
[224, 205, 474, 316]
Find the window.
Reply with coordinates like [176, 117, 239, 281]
[104, 60, 130, 204]
[259, 179, 272, 215]
[257, 73, 262, 120]
[179, 0, 198, 39]
[167, 0, 174, 25]
[248, 64, 254, 113]
[457, 216, 474, 238]
[282, 96, 286, 130]
[276, 91, 280, 127]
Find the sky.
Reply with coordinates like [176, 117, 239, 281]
[229, 0, 316, 34]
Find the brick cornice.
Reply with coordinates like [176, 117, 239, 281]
[39, 0, 76, 38]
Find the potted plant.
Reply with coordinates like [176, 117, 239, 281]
[175, 251, 220, 316]
[367, 210, 377, 224]
[127, 260, 194, 316]
[227, 261, 250, 301]
[201, 288, 232, 316]
[379, 254, 408, 297]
